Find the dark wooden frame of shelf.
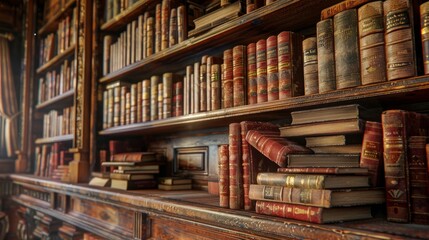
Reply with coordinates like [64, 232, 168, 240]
[99, 0, 342, 84]
[36, 45, 76, 75]
[34, 134, 74, 145]
[37, 0, 77, 36]
[35, 89, 75, 111]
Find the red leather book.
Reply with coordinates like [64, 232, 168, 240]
[256, 39, 267, 103]
[110, 152, 157, 162]
[267, 35, 279, 101]
[245, 129, 313, 167]
[173, 80, 183, 117]
[222, 49, 234, 108]
[218, 144, 229, 208]
[229, 123, 243, 209]
[240, 121, 279, 210]
[161, 0, 170, 50]
[233, 45, 246, 106]
[255, 201, 372, 223]
[210, 63, 221, 110]
[321, 0, 371, 20]
[247, 43, 257, 105]
[360, 121, 383, 187]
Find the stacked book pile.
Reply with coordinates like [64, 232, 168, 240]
[101, 152, 160, 190]
[158, 177, 192, 190]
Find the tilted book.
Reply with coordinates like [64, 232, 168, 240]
[360, 121, 383, 187]
[287, 153, 361, 168]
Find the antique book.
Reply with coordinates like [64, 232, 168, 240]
[102, 161, 160, 167]
[233, 45, 246, 106]
[157, 82, 164, 119]
[169, 8, 178, 47]
[302, 37, 318, 95]
[286, 153, 361, 168]
[247, 42, 257, 104]
[218, 144, 229, 208]
[316, 18, 336, 93]
[421, 2, 429, 74]
[229, 123, 243, 209]
[158, 177, 192, 185]
[130, 83, 137, 124]
[277, 31, 304, 99]
[334, 9, 361, 89]
[310, 144, 363, 154]
[146, 16, 154, 56]
[360, 121, 383, 187]
[277, 167, 368, 175]
[305, 134, 362, 147]
[111, 179, 157, 190]
[199, 56, 208, 112]
[162, 73, 173, 118]
[255, 201, 372, 223]
[358, 1, 386, 85]
[193, 61, 200, 112]
[110, 152, 156, 162]
[158, 184, 192, 190]
[161, 0, 170, 50]
[266, 35, 279, 101]
[321, 0, 371, 20]
[150, 76, 159, 121]
[173, 80, 183, 117]
[256, 39, 267, 103]
[210, 63, 222, 110]
[155, 3, 162, 53]
[240, 121, 279, 210]
[110, 173, 154, 181]
[103, 35, 112, 76]
[177, 5, 187, 43]
[290, 104, 379, 125]
[245, 129, 313, 167]
[142, 79, 150, 122]
[137, 81, 142, 122]
[222, 49, 233, 108]
[256, 172, 370, 189]
[249, 184, 384, 208]
[246, 0, 263, 13]
[88, 177, 111, 187]
[384, 0, 416, 81]
[280, 118, 365, 137]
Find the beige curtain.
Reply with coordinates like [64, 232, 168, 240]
[0, 37, 19, 157]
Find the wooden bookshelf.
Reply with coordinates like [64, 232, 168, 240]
[34, 134, 74, 145]
[35, 89, 75, 112]
[36, 44, 75, 75]
[99, 0, 341, 84]
[99, 75, 429, 136]
[37, 0, 76, 36]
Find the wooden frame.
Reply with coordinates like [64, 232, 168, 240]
[173, 146, 209, 176]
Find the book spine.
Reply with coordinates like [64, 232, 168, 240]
[334, 9, 361, 89]
[142, 79, 150, 122]
[210, 64, 221, 110]
[233, 45, 246, 106]
[302, 37, 318, 95]
[137, 81, 142, 122]
[247, 43, 257, 104]
[358, 1, 386, 85]
[257, 172, 326, 189]
[255, 201, 323, 224]
[177, 5, 187, 43]
[169, 8, 178, 47]
[162, 73, 173, 119]
[219, 144, 229, 208]
[185, 65, 193, 114]
[102, 90, 108, 129]
[360, 121, 383, 187]
[384, 0, 416, 81]
[113, 87, 120, 126]
[421, 2, 429, 75]
[193, 62, 200, 113]
[130, 83, 137, 124]
[200, 56, 208, 112]
[155, 3, 162, 53]
[382, 110, 410, 222]
[125, 91, 131, 125]
[173, 80, 183, 117]
[267, 36, 279, 101]
[256, 39, 267, 103]
[146, 16, 154, 57]
[223, 49, 234, 108]
[229, 123, 243, 209]
[103, 35, 112, 76]
[321, 0, 371, 20]
[161, 0, 170, 51]
[277, 167, 351, 174]
[150, 76, 159, 121]
[246, 0, 263, 13]
[157, 82, 163, 119]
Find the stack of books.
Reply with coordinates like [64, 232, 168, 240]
[158, 177, 192, 190]
[101, 152, 160, 190]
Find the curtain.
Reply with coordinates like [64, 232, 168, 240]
[0, 37, 19, 157]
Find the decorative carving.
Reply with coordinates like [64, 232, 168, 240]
[75, 0, 86, 149]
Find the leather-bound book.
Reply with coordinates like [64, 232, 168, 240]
[256, 39, 267, 103]
[102, 90, 108, 129]
[137, 81, 142, 122]
[173, 80, 183, 117]
[421, 2, 429, 74]
[103, 35, 112, 76]
[277, 167, 368, 175]
[142, 79, 150, 122]
[120, 86, 129, 126]
[146, 16, 154, 57]
[143, 11, 149, 58]
[266, 36, 279, 101]
[161, 0, 170, 50]
[317, 19, 336, 93]
[334, 9, 361, 89]
[360, 121, 383, 187]
[240, 121, 279, 210]
[223, 49, 234, 108]
[303, 37, 318, 95]
[113, 87, 120, 126]
[277, 31, 304, 99]
[321, 0, 371, 20]
[200, 56, 208, 112]
[130, 83, 137, 124]
[245, 129, 312, 167]
[246, 0, 263, 13]
[150, 76, 159, 121]
[233, 45, 246, 106]
[384, 0, 417, 80]
[177, 5, 187, 43]
[210, 63, 221, 110]
[185, 65, 193, 114]
[111, 152, 157, 162]
[358, 1, 386, 85]
[247, 42, 257, 104]
[229, 123, 243, 209]
[207, 56, 222, 111]
[218, 144, 229, 208]
[157, 82, 163, 119]
[169, 8, 178, 47]
[255, 201, 372, 223]
[155, 4, 162, 53]
[162, 73, 173, 119]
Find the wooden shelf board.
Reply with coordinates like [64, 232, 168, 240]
[35, 89, 75, 111]
[34, 134, 74, 145]
[99, 76, 429, 136]
[99, 0, 342, 84]
[38, 0, 76, 36]
[36, 45, 75, 75]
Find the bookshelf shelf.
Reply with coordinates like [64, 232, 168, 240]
[34, 134, 74, 145]
[35, 89, 75, 112]
[36, 45, 75, 75]
[37, 0, 76, 36]
[99, 0, 341, 84]
[99, 75, 429, 136]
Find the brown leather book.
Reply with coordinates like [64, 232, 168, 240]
[358, 1, 386, 85]
[161, 0, 170, 51]
[146, 16, 154, 57]
[177, 5, 187, 43]
[150, 76, 159, 121]
[130, 83, 137, 124]
[360, 121, 383, 187]
[233, 45, 246, 106]
[142, 79, 150, 122]
[218, 144, 229, 208]
[222, 49, 234, 108]
[256, 39, 267, 103]
[277, 167, 368, 175]
[162, 73, 173, 119]
[169, 8, 178, 47]
[155, 4, 162, 53]
[384, 0, 417, 81]
[110, 152, 156, 162]
[137, 81, 142, 122]
[199, 56, 208, 112]
[303, 37, 318, 95]
[421, 2, 429, 74]
[317, 19, 336, 93]
[228, 123, 243, 209]
[334, 9, 361, 89]
[173, 80, 183, 117]
[103, 35, 112, 76]
[210, 63, 221, 110]
[246, 0, 263, 13]
[321, 0, 371, 20]
[247, 42, 257, 105]
[267, 35, 279, 101]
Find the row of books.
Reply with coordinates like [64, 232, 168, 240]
[34, 142, 73, 180]
[39, 8, 76, 67]
[37, 58, 76, 104]
[103, 2, 187, 75]
[104, 0, 140, 22]
[42, 106, 75, 138]
[32, 211, 62, 239]
[42, 0, 74, 23]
